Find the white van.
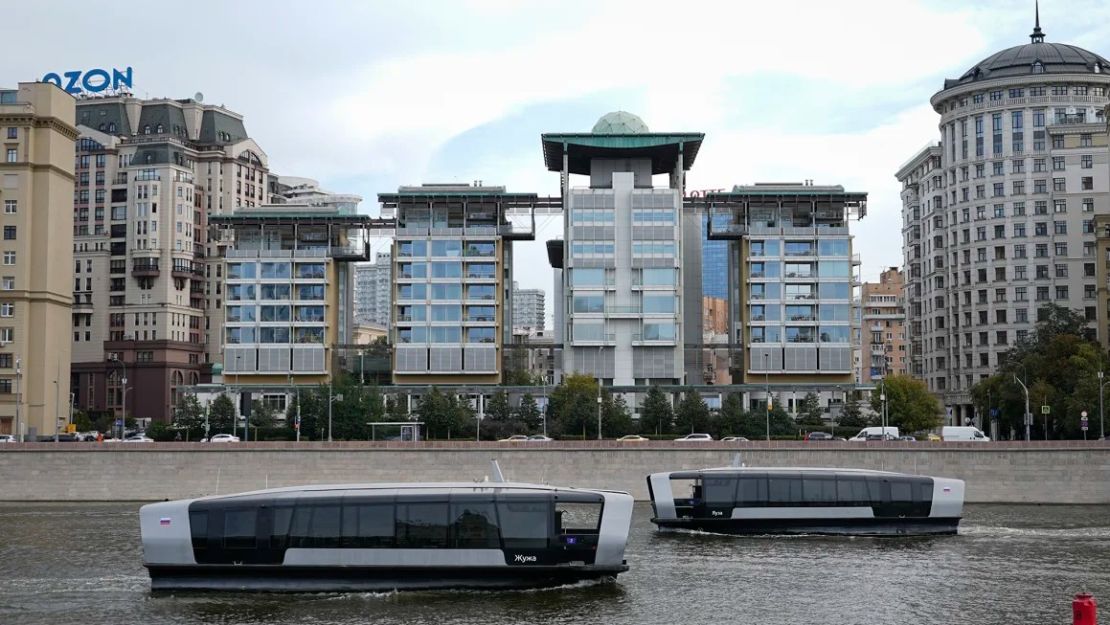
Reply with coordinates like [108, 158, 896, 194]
[848, 426, 900, 441]
[941, 426, 990, 441]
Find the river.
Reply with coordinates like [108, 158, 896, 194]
[1, 502, 1107, 625]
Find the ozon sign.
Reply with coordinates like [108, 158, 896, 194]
[42, 67, 133, 95]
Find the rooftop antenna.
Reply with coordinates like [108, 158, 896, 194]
[489, 459, 505, 483]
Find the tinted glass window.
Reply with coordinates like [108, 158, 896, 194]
[189, 509, 208, 552]
[342, 503, 395, 548]
[223, 508, 257, 550]
[497, 498, 550, 549]
[802, 476, 837, 505]
[918, 480, 934, 504]
[271, 506, 293, 549]
[703, 475, 738, 506]
[737, 475, 768, 506]
[865, 476, 884, 503]
[890, 480, 914, 503]
[768, 475, 803, 505]
[836, 477, 870, 506]
[289, 504, 313, 548]
[396, 501, 449, 548]
[309, 504, 342, 548]
[450, 500, 500, 549]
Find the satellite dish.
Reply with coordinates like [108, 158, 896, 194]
[194, 92, 204, 103]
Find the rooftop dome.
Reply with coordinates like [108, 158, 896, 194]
[950, 5, 1110, 87]
[591, 111, 649, 134]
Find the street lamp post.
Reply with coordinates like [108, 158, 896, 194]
[13, 356, 21, 442]
[53, 379, 59, 443]
[1099, 370, 1106, 440]
[596, 345, 603, 441]
[880, 379, 887, 434]
[763, 353, 770, 441]
[1014, 373, 1031, 442]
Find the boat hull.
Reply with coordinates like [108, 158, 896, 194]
[147, 564, 628, 592]
[652, 516, 959, 537]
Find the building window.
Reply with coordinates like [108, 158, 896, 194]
[2, 226, 14, 241]
[1082, 155, 1093, 169]
[3, 200, 14, 215]
[2, 252, 14, 266]
[1082, 177, 1093, 190]
[0, 303, 12, 317]
[1053, 178, 1066, 192]
[1081, 134, 1093, 148]
[5, 149, 15, 163]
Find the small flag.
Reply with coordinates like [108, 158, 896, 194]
[160, 517, 172, 526]
[942, 487, 951, 494]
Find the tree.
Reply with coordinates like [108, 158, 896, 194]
[415, 388, 473, 440]
[147, 421, 174, 442]
[73, 411, 94, 433]
[548, 374, 601, 439]
[675, 390, 710, 434]
[172, 395, 205, 440]
[601, 393, 635, 438]
[208, 394, 236, 436]
[249, 399, 277, 430]
[764, 394, 796, 437]
[837, 398, 870, 430]
[639, 386, 674, 436]
[796, 392, 824, 426]
[870, 375, 941, 434]
[484, 389, 517, 440]
[515, 393, 542, 432]
[385, 394, 409, 422]
[714, 393, 747, 438]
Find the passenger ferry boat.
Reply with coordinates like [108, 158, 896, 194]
[140, 463, 633, 592]
[647, 465, 964, 536]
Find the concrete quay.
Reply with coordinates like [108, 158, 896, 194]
[0, 441, 1107, 503]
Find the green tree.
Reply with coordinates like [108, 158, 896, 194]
[549, 373, 601, 439]
[208, 394, 236, 436]
[484, 389, 517, 440]
[639, 386, 674, 436]
[146, 421, 174, 441]
[601, 393, 635, 438]
[416, 388, 473, 440]
[249, 399, 277, 430]
[73, 411, 93, 433]
[714, 393, 747, 438]
[796, 392, 824, 426]
[515, 393, 542, 432]
[870, 375, 942, 434]
[837, 398, 870, 430]
[385, 394, 409, 422]
[172, 395, 205, 440]
[675, 390, 710, 434]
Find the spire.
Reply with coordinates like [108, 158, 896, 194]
[1030, 0, 1045, 43]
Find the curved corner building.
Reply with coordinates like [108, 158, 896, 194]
[897, 12, 1110, 427]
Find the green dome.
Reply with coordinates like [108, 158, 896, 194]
[591, 111, 649, 134]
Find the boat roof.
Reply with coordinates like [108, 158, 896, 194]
[189, 481, 630, 503]
[655, 467, 937, 478]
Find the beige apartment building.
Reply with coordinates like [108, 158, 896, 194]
[0, 83, 77, 439]
[860, 267, 907, 383]
[68, 93, 271, 423]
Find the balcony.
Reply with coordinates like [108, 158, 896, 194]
[606, 305, 642, 317]
[131, 260, 160, 277]
[171, 260, 194, 279]
[72, 293, 94, 313]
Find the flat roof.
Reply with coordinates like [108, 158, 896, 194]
[541, 132, 704, 175]
[209, 213, 390, 227]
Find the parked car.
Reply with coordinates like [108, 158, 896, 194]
[720, 436, 750, 442]
[941, 426, 990, 442]
[203, 434, 241, 443]
[804, 432, 834, 441]
[849, 427, 900, 441]
[526, 434, 553, 442]
[122, 434, 154, 443]
[74, 431, 100, 442]
[897, 435, 917, 442]
[927, 433, 942, 442]
[617, 434, 649, 442]
[0, 434, 15, 443]
[498, 435, 531, 442]
[865, 433, 898, 441]
[674, 433, 714, 442]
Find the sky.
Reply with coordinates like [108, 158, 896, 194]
[9, 0, 1110, 321]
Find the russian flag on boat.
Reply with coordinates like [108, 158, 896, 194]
[160, 517, 172, 526]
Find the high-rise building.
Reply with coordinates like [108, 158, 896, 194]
[68, 92, 272, 423]
[354, 252, 391, 328]
[380, 183, 547, 385]
[511, 281, 545, 336]
[861, 267, 907, 383]
[708, 183, 866, 412]
[898, 13, 1110, 424]
[0, 83, 77, 440]
[543, 112, 704, 389]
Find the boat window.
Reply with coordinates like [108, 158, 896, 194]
[309, 503, 342, 548]
[768, 474, 803, 505]
[449, 500, 500, 549]
[890, 479, 914, 504]
[189, 509, 208, 553]
[702, 475, 739, 506]
[555, 502, 602, 534]
[918, 480, 934, 504]
[223, 508, 257, 550]
[835, 477, 871, 506]
[288, 503, 313, 548]
[271, 505, 294, 550]
[497, 498, 550, 549]
[737, 474, 768, 506]
[865, 476, 884, 503]
[342, 503, 396, 548]
[801, 475, 837, 505]
[396, 500, 449, 549]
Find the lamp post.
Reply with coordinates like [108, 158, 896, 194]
[879, 378, 887, 435]
[1014, 373, 1031, 442]
[53, 379, 59, 443]
[108, 355, 128, 440]
[763, 352, 770, 441]
[1099, 370, 1106, 440]
[596, 344, 603, 441]
[13, 356, 21, 442]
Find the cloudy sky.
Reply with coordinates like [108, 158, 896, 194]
[9, 0, 1110, 317]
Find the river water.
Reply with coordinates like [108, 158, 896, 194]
[1, 502, 1107, 625]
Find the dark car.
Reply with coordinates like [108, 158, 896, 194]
[804, 432, 834, 441]
[898, 435, 917, 442]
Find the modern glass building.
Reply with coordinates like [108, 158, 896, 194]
[701, 213, 730, 299]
